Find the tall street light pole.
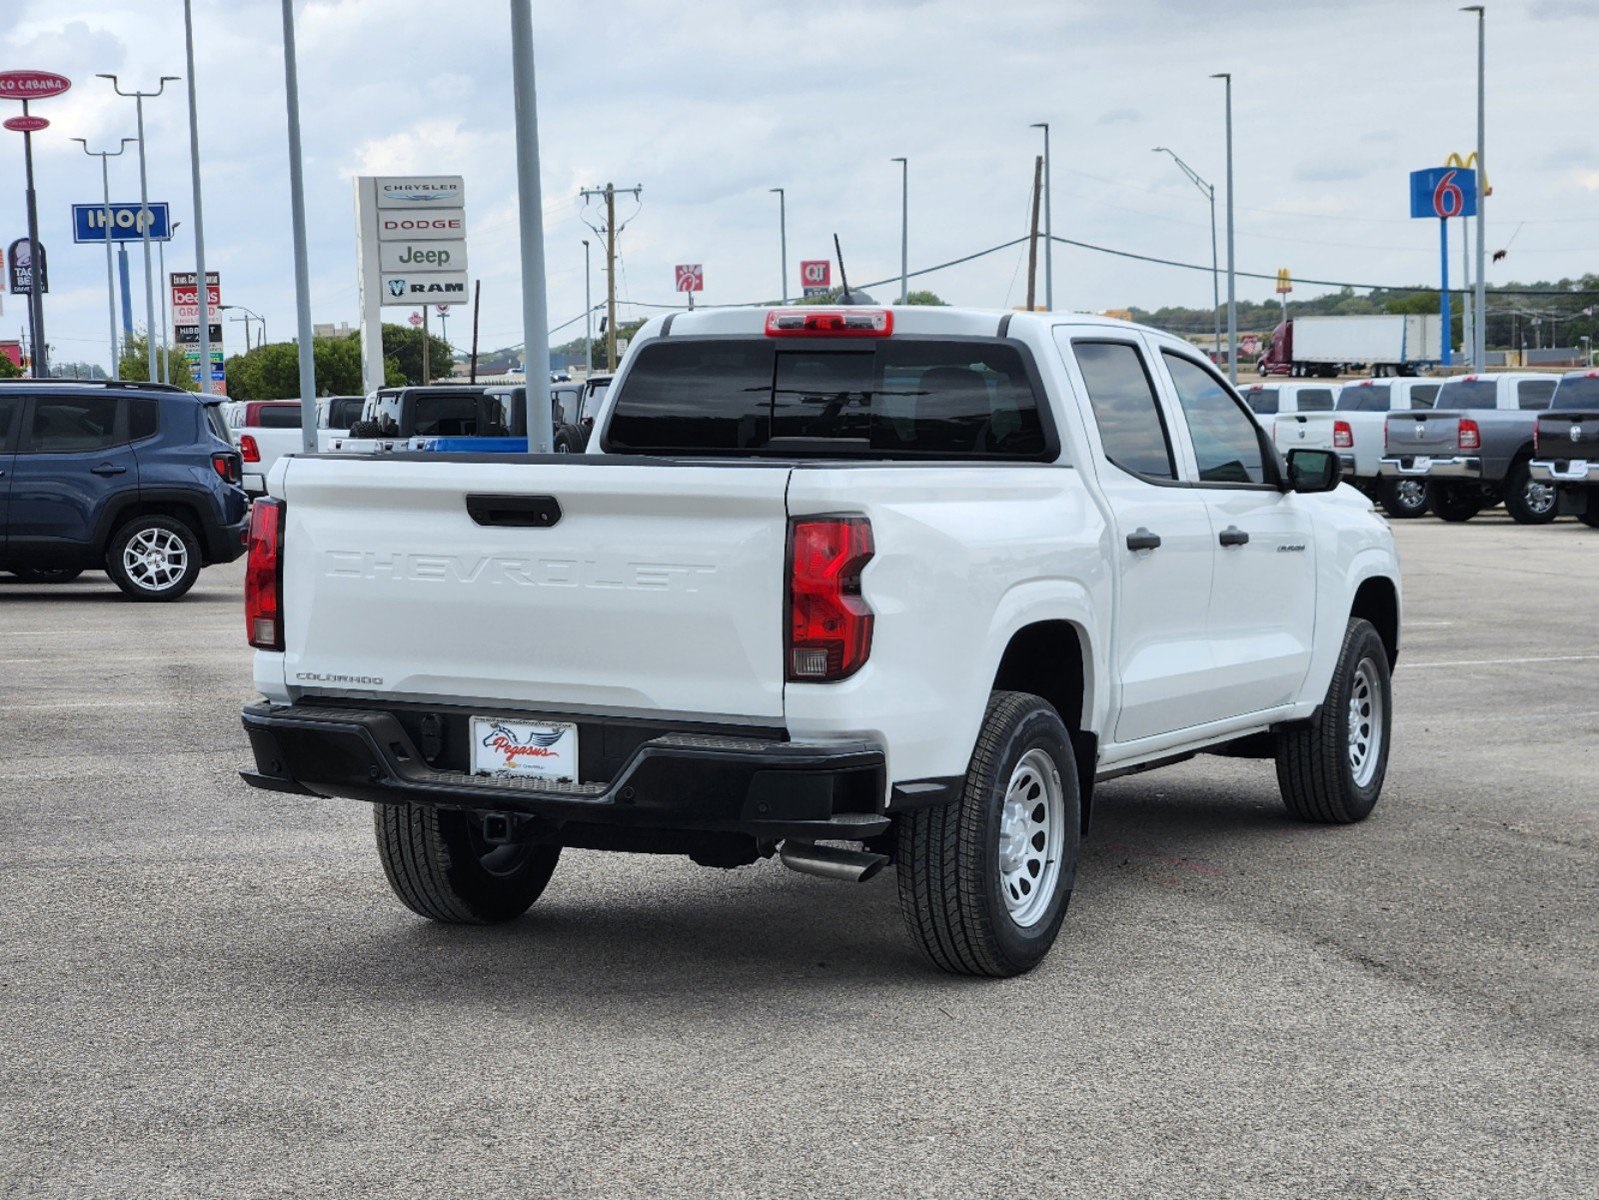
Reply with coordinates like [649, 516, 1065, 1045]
[583, 239, 593, 373]
[158, 220, 181, 386]
[99, 73, 177, 384]
[891, 158, 908, 304]
[1153, 147, 1220, 364]
[510, 0, 552, 452]
[1210, 72, 1237, 382]
[1031, 123, 1053, 311]
[184, 0, 215, 395]
[770, 187, 787, 303]
[73, 137, 136, 380]
[1463, 5, 1487, 366]
[278, 0, 317, 449]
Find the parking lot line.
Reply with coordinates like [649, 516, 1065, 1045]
[1398, 654, 1599, 670]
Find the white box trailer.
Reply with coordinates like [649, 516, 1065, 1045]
[1261, 314, 1443, 376]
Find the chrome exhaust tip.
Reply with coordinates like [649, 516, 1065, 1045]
[778, 839, 889, 883]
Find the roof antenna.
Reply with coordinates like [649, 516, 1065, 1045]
[833, 232, 852, 303]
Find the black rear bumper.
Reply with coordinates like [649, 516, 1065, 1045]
[241, 703, 890, 840]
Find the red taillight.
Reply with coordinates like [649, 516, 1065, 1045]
[211, 451, 241, 484]
[764, 308, 893, 338]
[1534, 421, 1540, 453]
[787, 516, 874, 682]
[239, 434, 261, 463]
[245, 499, 285, 651]
[1333, 420, 1354, 449]
[1458, 417, 1481, 451]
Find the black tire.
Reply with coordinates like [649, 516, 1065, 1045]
[374, 804, 560, 924]
[11, 567, 84, 584]
[348, 419, 384, 439]
[1275, 618, 1392, 824]
[1578, 502, 1599, 529]
[553, 427, 580, 454]
[1503, 460, 1558, 525]
[105, 515, 202, 601]
[1379, 476, 1430, 520]
[1430, 483, 1483, 523]
[895, 691, 1079, 977]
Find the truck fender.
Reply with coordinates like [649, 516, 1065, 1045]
[1298, 549, 1400, 714]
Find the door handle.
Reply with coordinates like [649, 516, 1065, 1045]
[90, 463, 128, 477]
[1219, 525, 1250, 547]
[1125, 527, 1162, 552]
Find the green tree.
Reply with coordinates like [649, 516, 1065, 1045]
[903, 290, 948, 306]
[223, 335, 394, 400]
[0, 352, 22, 379]
[118, 330, 199, 390]
[380, 323, 453, 385]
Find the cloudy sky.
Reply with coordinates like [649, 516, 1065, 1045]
[4, 0, 1596, 370]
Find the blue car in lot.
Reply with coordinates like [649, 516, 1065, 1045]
[0, 379, 249, 600]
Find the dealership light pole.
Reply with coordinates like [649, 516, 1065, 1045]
[278, 0, 317, 449]
[158, 220, 181, 385]
[99, 73, 176, 384]
[1030, 123, 1053, 310]
[1153, 147, 1220, 364]
[770, 187, 787, 303]
[891, 158, 908, 304]
[73, 137, 136, 379]
[183, 0, 215, 394]
[510, 0, 552, 452]
[1463, 5, 1487, 365]
[1210, 72, 1237, 381]
[582, 239, 593, 372]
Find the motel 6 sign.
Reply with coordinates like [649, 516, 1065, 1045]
[1410, 167, 1478, 221]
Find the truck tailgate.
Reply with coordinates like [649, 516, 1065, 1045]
[275, 456, 793, 721]
[1386, 410, 1461, 456]
[1536, 411, 1599, 462]
[1272, 413, 1336, 454]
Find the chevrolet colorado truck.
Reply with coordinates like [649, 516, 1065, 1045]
[239, 307, 1401, 977]
[1529, 370, 1599, 528]
[1379, 372, 1560, 523]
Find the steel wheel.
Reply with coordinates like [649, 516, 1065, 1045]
[1523, 479, 1556, 517]
[1347, 657, 1384, 789]
[122, 527, 190, 593]
[997, 747, 1066, 928]
[1395, 479, 1425, 509]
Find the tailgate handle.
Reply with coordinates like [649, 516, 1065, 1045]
[465, 494, 562, 528]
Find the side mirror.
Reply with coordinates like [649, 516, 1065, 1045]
[1287, 448, 1342, 494]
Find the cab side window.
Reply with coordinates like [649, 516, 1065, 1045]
[24, 396, 123, 453]
[1071, 341, 1176, 480]
[0, 394, 21, 450]
[1162, 353, 1269, 485]
[1518, 379, 1556, 410]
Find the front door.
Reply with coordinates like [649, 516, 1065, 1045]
[7, 393, 138, 558]
[1059, 335, 1221, 743]
[1159, 351, 1318, 718]
[0, 391, 21, 562]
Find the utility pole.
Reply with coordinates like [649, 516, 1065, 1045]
[582, 239, 593, 372]
[183, 0, 214, 394]
[580, 181, 643, 371]
[1211, 72, 1237, 382]
[421, 306, 431, 383]
[1025, 155, 1043, 311]
[1464, 5, 1487, 367]
[469, 278, 481, 384]
[158, 220, 179, 386]
[891, 158, 908, 304]
[770, 187, 787, 303]
[278, 0, 317, 448]
[1031, 123, 1053, 310]
[510, 0, 553, 451]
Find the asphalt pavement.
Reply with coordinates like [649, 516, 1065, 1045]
[2, 511, 1596, 1198]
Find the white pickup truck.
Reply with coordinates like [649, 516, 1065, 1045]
[225, 400, 302, 497]
[239, 306, 1401, 977]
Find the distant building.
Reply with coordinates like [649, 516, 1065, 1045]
[312, 321, 355, 340]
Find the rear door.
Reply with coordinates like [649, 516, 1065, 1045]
[1059, 334, 1219, 743]
[278, 457, 794, 721]
[1159, 350, 1318, 719]
[7, 392, 138, 553]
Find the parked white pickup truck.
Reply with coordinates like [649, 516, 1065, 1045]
[239, 306, 1401, 977]
[226, 400, 302, 497]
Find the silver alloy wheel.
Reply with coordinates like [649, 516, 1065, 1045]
[1395, 479, 1426, 509]
[1523, 478, 1557, 515]
[1347, 657, 1384, 789]
[996, 747, 1066, 928]
[122, 527, 189, 593]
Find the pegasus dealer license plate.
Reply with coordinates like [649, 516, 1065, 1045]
[471, 716, 578, 781]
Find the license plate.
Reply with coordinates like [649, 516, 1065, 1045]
[470, 716, 578, 781]
[1410, 456, 1432, 471]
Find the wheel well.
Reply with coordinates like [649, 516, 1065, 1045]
[102, 500, 206, 559]
[992, 621, 1096, 833]
[1351, 577, 1399, 666]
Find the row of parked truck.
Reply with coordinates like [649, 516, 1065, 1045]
[1241, 369, 1599, 526]
[220, 376, 615, 494]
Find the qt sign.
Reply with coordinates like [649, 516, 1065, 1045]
[1410, 167, 1477, 220]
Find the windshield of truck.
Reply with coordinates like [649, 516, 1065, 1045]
[1552, 376, 1599, 409]
[1242, 388, 1279, 415]
[1433, 379, 1499, 410]
[480, 392, 518, 437]
[1337, 384, 1390, 412]
[604, 338, 1052, 459]
[254, 404, 301, 428]
[1295, 388, 1335, 411]
[581, 380, 610, 424]
[323, 396, 364, 430]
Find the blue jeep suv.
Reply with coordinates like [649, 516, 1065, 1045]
[0, 379, 248, 600]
